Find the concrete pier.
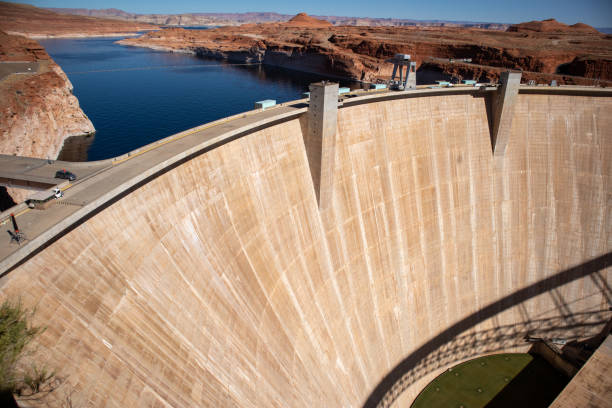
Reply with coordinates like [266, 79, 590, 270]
[490, 71, 521, 156]
[303, 81, 338, 208]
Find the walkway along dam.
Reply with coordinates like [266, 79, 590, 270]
[0, 79, 610, 407]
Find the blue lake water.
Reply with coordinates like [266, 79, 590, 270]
[39, 36, 356, 161]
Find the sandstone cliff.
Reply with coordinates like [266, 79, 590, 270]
[47, 7, 510, 29]
[420, 58, 611, 86]
[508, 18, 600, 34]
[557, 55, 612, 80]
[118, 17, 611, 85]
[0, 31, 94, 204]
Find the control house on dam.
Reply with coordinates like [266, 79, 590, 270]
[0, 74, 610, 407]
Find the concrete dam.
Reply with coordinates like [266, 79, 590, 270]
[0, 82, 610, 407]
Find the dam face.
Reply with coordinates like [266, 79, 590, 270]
[0, 90, 610, 407]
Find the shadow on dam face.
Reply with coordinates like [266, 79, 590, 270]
[364, 252, 612, 408]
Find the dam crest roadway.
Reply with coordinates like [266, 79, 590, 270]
[0, 80, 610, 407]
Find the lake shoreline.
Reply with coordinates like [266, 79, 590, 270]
[40, 36, 353, 161]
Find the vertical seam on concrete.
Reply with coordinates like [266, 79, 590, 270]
[591, 102, 605, 259]
[526, 96, 537, 288]
[382, 122, 409, 353]
[350, 171, 392, 371]
[410, 118, 433, 338]
[447, 142, 461, 328]
[467, 93, 481, 313]
[544, 97, 556, 287]
[430, 97, 451, 328]
[327, 168, 375, 385]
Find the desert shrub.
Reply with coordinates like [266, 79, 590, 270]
[0, 299, 53, 404]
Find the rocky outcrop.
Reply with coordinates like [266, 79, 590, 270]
[508, 18, 600, 34]
[119, 18, 612, 85]
[285, 12, 331, 27]
[557, 56, 612, 81]
[47, 7, 510, 29]
[419, 58, 609, 86]
[0, 31, 94, 204]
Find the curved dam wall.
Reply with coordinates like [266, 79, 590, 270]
[0, 91, 610, 407]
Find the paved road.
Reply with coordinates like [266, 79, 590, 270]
[0, 62, 39, 81]
[0, 155, 110, 190]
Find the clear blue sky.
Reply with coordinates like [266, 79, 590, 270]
[18, 0, 612, 27]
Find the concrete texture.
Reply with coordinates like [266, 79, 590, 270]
[407, 62, 416, 89]
[551, 335, 612, 408]
[0, 103, 307, 273]
[0, 88, 609, 407]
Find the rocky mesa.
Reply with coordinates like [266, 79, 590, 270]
[0, 1, 157, 37]
[507, 18, 600, 34]
[48, 7, 510, 29]
[119, 14, 612, 85]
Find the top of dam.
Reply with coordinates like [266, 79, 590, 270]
[2, 83, 610, 275]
